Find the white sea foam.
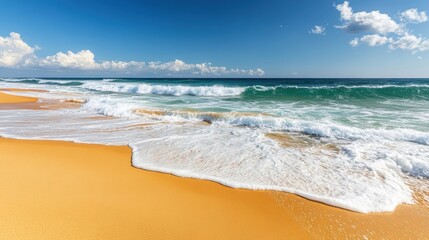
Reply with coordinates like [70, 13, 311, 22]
[218, 116, 429, 146]
[83, 97, 142, 118]
[102, 78, 120, 82]
[80, 81, 245, 96]
[38, 79, 84, 84]
[88, 101, 429, 147]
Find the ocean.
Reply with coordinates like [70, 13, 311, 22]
[1, 77, 428, 213]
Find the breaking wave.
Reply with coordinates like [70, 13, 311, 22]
[81, 81, 245, 96]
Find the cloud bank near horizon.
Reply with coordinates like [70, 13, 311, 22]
[0, 32, 264, 76]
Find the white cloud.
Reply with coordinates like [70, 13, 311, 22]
[360, 34, 392, 46]
[336, 1, 353, 21]
[400, 9, 428, 23]
[388, 34, 429, 52]
[248, 68, 265, 76]
[37, 50, 98, 69]
[0, 32, 264, 76]
[350, 35, 392, 47]
[350, 38, 359, 47]
[144, 59, 264, 75]
[335, 1, 400, 34]
[310, 25, 326, 35]
[0, 32, 35, 67]
[336, 2, 429, 53]
[100, 60, 145, 71]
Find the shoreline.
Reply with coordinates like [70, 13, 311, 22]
[1, 91, 429, 239]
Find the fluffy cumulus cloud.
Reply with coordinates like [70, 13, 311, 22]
[350, 34, 392, 47]
[349, 38, 359, 47]
[0, 32, 264, 76]
[389, 34, 429, 52]
[310, 25, 326, 35]
[360, 34, 392, 46]
[0, 32, 35, 67]
[335, 2, 429, 53]
[400, 9, 428, 24]
[335, 1, 400, 34]
[37, 50, 98, 69]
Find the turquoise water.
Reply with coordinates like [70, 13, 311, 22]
[3, 78, 429, 130]
[1, 78, 428, 213]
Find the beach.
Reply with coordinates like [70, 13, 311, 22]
[1, 90, 429, 239]
[2, 0, 429, 238]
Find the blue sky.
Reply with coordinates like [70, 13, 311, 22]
[0, 0, 428, 77]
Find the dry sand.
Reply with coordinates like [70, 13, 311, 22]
[1, 91, 429, 239]
[0, 91, 38, 103]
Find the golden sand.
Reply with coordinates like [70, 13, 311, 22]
[0, 91, 38, 103]
[0, 88, 48, 93]
[0, 138, 309, 239]
[1, 91, 429, 239]
[0, 90, 83, 110]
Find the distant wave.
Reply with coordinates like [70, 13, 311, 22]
[3, 78, 429, 100]
[81, 82, 245, 96]
[38, 79, 84, 86]
[102, 78, 123, 82]
[0, 78, 44, 84]
[79, 81, 429, 99]
[0, 78, 83, 86]
[243, 84, 429, 100]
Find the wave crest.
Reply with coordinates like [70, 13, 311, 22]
[81, 82, 245, 96]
